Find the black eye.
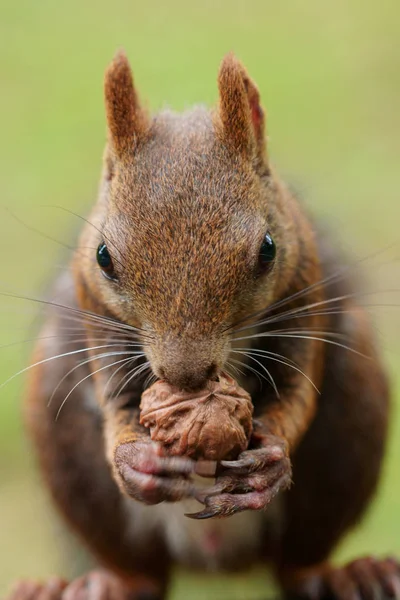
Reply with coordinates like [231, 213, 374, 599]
[96, 242, 116, 279]
[258, 232, 276, 273]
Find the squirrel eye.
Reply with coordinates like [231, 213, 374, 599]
[258, 232, 276, 273]
[96, 242, 116, 279]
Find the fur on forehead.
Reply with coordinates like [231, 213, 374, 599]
[108, 106, 267, 218]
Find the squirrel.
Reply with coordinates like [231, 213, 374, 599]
[6, 51, 398, 600]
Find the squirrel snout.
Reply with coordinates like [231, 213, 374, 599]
[157, 361, 219, 391]
[150, 336, 227, 391]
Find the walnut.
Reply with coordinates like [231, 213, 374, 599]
[139, 374, 253, 461]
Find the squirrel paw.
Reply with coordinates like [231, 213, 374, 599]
[6, 571, 161, 600]
[6, 576, 67, 600]
[282, 557, 400, 600]
[187, 434, 291, 519]
[114, 438, 197, 504]
[61, 570, 159, 600]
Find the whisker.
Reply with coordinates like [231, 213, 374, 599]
[103, 355, 144, 399]
[232, 349, 320, 394]
[229, 357, 269, 390]
[232, 346, 301, 368]
[113, 361, 151, 401]
[233, 352, 279, 398]
[136, 364, 153, 387]
[239, 328, 352, 342]
[231, 332, 369, 359]
[4, 208, 96, 260]
[57, 311, 150, 337]
[0, 333, 145, 354]
[51, 316, 151, 340]
[110, 361, 145, 399]
[232, 290, 400, 335]
[142, 371, 156, 391]
[224, 359, 247, 379]
[43, 205, 126, 270]
[0, 344, 146, 391]
[0, 291, 151, 338]
[47, 350, 144, 408]
[223, 364, 236, 381]
[55, 355, 138, 421]
[226, 246, 400, 333]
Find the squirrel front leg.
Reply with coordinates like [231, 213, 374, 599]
[253, 345, 322, 450]
[101, 398, 198, 505]
[77, 331, 200, 506]
[190, 337, 322, 519]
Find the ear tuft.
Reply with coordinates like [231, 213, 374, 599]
[217, 53, 266, 164]
[104, 50, 148, 159]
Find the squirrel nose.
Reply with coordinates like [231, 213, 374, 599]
[159, 362, 218, 391]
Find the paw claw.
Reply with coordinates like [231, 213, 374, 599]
[219, 458, 244, 468]
[220, 444, 284, 471]
[195, 443, 292, 515]
[185, 508, 220, 520]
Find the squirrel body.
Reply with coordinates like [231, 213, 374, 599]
[8, 53, 395, 600]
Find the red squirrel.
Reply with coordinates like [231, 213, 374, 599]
[7, 51, 398, 600]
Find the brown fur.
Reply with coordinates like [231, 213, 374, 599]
[9, 52, 391, 600]
[217, 53, 267, 169]
[104, 50, 149, 160]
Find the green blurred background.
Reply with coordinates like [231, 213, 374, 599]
[0, 0, 399, 597]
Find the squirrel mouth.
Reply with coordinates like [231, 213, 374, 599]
[139, 373, 253, 462]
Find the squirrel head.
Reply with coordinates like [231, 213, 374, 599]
[75, 51, 303, 391]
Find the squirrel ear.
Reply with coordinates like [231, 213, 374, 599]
[217, 53, 267, 166]
[104, 50, 148, 160]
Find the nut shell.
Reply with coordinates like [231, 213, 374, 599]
[139, 374, 253, 461]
